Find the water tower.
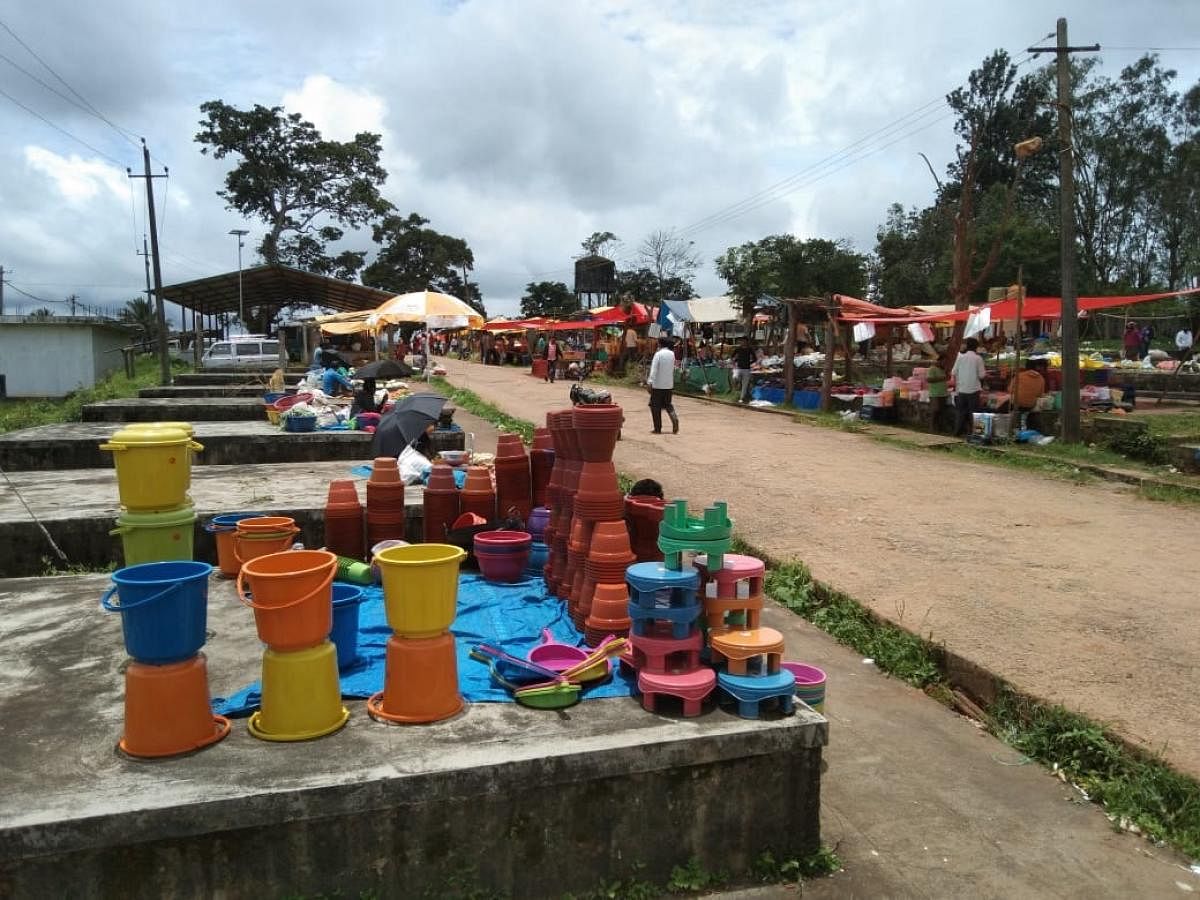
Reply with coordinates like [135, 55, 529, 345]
[574, 255, 616, 309]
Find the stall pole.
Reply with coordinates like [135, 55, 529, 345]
[783, 301, 797, 406]
[842, 323, 855, 384]
[821, 317, 836, 412]
[885, 326, 894, 377]
[1012, 265, 1024, 436]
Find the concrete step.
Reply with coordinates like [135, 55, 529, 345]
[82, 398, 269, 422]
[0, 421, 373, 470]
[0, 461, 423, 577]
[174, 371, 306, 387]
[139, 385, 267, 399]
[0, 573, 822, 898]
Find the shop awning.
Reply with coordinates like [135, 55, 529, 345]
[686, 296, 740, 323]
[160, 265, 394, 316]
[835, 288, 1200, 325]
[313, 310, 376, 335]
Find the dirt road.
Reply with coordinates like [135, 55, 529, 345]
[442, 358, 1200, 777]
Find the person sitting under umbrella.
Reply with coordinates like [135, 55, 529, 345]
[371, 393, 449, 457]
[322, 360, 355, 397]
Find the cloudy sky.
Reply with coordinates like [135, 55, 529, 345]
[1, 0, 1197, 322]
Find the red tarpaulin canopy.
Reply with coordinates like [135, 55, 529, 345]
[482, 317, 550, 332]
[539, 303, 651, 332]
[835, 288, 1200, 325]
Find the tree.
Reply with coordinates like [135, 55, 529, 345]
[579, 231, 619, 257]
[195, 100, 392, 279]
[361, 213, 486, 316]
[119, 297, 157, 345]
[520, 281, 578, 319]
[27, 307, 53, 321]
[716, 236, 865, 323]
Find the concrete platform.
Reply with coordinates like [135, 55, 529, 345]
[0, 573, 826, 899]
[174, 371, 306, 387]
[139, 385, 267, 399]
[0, 462, 423, 577]
[0, 421, 373, 470]
[82, 397, 269, 422]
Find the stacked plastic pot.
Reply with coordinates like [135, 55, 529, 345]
[529, 427, 555, 509]
[366, 457, 406, 547]
[542, 409, 579, 598]
[460, 465, 496, 520]
[324, 479, 365, 561]
[100, 423, 204, 566]
[424, 464, 461, 543]
[369, 544, 467, 724]
[625, 494, 667, 562]
[525, 506, 550, 576]
[237, 549, 349, 741]
[494, 434, 533, 522]
[101, 559, 230, 757]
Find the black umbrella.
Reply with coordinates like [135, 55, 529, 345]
[370, 393, 448, 457]
[355, 358, 414, 379]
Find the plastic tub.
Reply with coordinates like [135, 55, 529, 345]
[101, 560, 213, 664]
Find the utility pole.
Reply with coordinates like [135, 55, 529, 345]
[0, 265, 5, 317]
[68, 294, 77, 316]
[1029, 19, 1098, 443]
[128, 140, 171, 385]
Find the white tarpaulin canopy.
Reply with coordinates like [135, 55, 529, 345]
[686, 295, 740, 323]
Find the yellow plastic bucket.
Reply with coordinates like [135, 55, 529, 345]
[99, 425, 203, 511]
[111, 503, 197, 565]
[126, 421, 197, 438]
[248, 640, 348, 742]
[376, 544, 466, 638]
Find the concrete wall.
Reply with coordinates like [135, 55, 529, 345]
[0, 320, 129, 397]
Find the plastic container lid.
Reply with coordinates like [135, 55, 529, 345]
[105, 425, 192, 446]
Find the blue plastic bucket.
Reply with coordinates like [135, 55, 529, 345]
[101, 560, 213, 664]
[330, 582, 365, 670]
[204, 511, 266, 533]
[526, 540, 549, 575]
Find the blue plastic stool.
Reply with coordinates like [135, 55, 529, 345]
[626, 561, 700, 611]
[628, 602, 701, 639]
[716, 669, 796, 719]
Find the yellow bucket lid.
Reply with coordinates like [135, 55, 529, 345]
[103, 425, 192, 447]
[125, 421, 197, 437]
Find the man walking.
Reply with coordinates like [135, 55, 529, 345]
[1176, 326, 1193, 362]
[646, 336, 679, 434]
[951, 337, 987, 437]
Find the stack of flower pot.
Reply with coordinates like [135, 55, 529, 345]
[366, 457, 406, 547]
[100, 424, 204, 567]
[526, 506, 550, 576]
[460, 465, 496, 521]
[101, 559, 230, 757]
[542, 409, 581, 595]
[625, 494, 667, 562]
[623, 561, 714, 717]
[581, 522, 635, 643]
[323, 479, 365, 561]
[236, 549, 349, 741]
[423, 464, 461, 543]
[529, 427, 555, 508]
[369, 544, 467, 724]
[474, 530, 532, 583]
[494, 434, 533, 522]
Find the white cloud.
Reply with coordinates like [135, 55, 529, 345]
[23, 147, 129, 205]
[281, 75, 388, 142]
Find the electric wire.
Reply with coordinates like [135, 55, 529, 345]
[0, 85, 125, 167]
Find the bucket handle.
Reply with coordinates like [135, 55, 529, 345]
[232, 528, 299, 565]
[203, 522, 236, 534]
[100, 580, 182, 613]
[235, 564, 335, 612]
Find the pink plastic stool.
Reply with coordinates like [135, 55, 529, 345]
[630, 628, 703, 675]
[638, 668, 716, 717]
[696, 553, 765, 601]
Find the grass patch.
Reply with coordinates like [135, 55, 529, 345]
[794, 409, 867, 433]
[939, 443, 1097, 484]
[429, 376, 536, 443]
[1139, 481, 1200, 506]
[1143, 411, 1200, 440]
[0, 355, 188, 434]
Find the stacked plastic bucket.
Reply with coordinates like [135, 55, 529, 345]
[101, 423, 204, 566]
[237, 549, 349, 741]
[101, 560, 229, 757]
[368, 544, 467, 724]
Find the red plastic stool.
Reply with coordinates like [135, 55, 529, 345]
[630, 627, 702, 674]
[638, 668, 716, 717]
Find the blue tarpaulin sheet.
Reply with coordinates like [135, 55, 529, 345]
[212, 574, 635, 716]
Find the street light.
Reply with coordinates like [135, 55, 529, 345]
[228, 229, 249, 329]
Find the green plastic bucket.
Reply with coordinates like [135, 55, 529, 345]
[112, 503, 197, 565]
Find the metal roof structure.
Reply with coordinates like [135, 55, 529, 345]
[158, 265, 394, 316]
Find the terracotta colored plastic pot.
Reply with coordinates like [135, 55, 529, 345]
[590, 583, 629, 619]
[120, 654, 229, 758]
[589, 521, 633, 556]
[532, 427, 554, 451]
[236, 549, 336, 652]
[369, 633, 464, 724]
[474, 530, 533, 552]
[573, 403, 624, 428]
[327, 479, 361, 506]
[369, 456, 401, 484]
[427, 464, 458, 492]
[495, 433, 527, 460]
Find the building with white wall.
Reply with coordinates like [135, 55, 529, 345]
[0, 317, 135, 398]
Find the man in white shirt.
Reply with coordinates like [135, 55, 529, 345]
[951, 337, 987, 436]
[1176, 327, 1193, 361]
[645, 336, 679, 434]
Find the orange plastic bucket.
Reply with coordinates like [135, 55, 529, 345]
[236, 549, 335, 651]
[368, 633, 463, 724]
[120, 654, 230, 759]
[233, 529, 300, 567]
[236, 516, 297, 534]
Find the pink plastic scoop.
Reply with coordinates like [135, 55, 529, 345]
[527, 628, 591, 673]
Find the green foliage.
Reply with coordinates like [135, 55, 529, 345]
[1100, 427, 1169, 464]
[520, 281, 579, 319]
[119, 297, 159, 345]
[666, 859, 726, 893]
[580, 231, 619, 257]
[362, 212, 485, 317]
[195, 99, 391, 280]
[715, 236, 866, 321]
[990, 690, 1200, 858]
[765, 562, 941, 687]
[751, 846, 842, 883]
[0, 356, 185, 434]
[614, 267, 696, 305]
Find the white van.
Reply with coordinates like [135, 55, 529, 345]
[201, 336, 283, 369]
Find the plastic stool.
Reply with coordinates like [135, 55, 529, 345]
[625, 561, 700, 610]
[703, 595, 764, 630]
[638, 668, 716, 717]
[697, 553, 765, 600]
[717, 669, 796, 719]
[709, 627, 785, 675]
[628, 601, 699, 639]
[630, 627, 702, 674]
